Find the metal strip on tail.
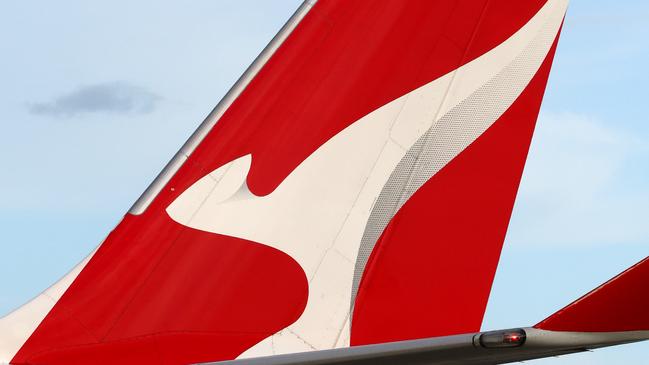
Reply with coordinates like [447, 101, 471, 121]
[129, 0, 318, 215]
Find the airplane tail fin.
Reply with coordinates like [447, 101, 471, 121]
[535, 256, 649, 334]
[0, 0, 587, 364]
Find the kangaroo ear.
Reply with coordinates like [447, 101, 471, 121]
[167, 154, 253, 224]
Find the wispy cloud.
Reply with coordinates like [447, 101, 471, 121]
[28, 82, 160, 117]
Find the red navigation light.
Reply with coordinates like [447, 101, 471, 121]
[504, 333, 520, 343]
[479, 329, 527, 348]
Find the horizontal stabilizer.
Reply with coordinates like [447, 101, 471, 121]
[198, 327, 649, 365]
[200, 257, 649, 365]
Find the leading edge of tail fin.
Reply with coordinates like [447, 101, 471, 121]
[536, 256, 649, 334]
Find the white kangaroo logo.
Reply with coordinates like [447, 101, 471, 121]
[167, 0, 567, 357]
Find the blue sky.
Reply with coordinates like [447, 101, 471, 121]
[0, 1, 647, 363]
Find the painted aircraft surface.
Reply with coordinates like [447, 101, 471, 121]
[1, 0, 648, 364]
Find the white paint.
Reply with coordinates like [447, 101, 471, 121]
[167, 0, 568, 358]
[0, 253, 94, 363]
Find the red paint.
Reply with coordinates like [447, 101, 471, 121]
[13, 215, 308, 365]
[13, 1, 555, 364]
[536, 257, 649, 332]
[351, 35, 561, 345]
[181, 0, 547, 199]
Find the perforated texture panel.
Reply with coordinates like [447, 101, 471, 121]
[350, 9, 562, 314]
